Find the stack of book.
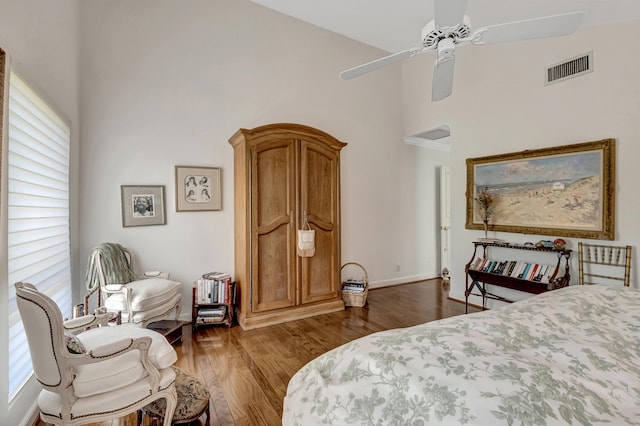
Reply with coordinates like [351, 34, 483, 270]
[469, 257, 561, 284]
[342, 278, 367, 293]
[195, 271, 232, 304]
[196, 306, 227, 323]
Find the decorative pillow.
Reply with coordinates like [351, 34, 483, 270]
[65, 333, 86, 354]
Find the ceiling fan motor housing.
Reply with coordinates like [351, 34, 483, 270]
[421, 15, 471, 49]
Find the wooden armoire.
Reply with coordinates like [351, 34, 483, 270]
[229, 123, 346, 330]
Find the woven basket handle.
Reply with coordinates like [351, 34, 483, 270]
[341, 262, 368, 282]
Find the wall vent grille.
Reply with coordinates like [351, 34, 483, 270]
[545, 51, 593, 85]
[414, 125, 450, 140]
[404, 125, 451, 151]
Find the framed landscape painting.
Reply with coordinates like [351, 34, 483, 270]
[465, 139, 615, 240]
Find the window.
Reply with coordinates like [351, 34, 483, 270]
[7, 71, 71, 400]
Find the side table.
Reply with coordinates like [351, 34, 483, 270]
[147, 320, 191, 345]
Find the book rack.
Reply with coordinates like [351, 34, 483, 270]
[192, 279, 235, 329]
[465, 241, 571, 313]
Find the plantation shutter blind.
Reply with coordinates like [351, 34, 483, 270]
[7, 71, 71, 399]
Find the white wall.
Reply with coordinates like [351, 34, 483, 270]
[6, 2, 638, 423]
[0, 0, 443, 422]
[77, 0, 435, 320]
[402, 20, 640, 305]
[6, 0, 634, 423]
[0, 0, 80, 423]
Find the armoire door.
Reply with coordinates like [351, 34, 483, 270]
[250, 139, 297, 313]
[299, 140, 341, 304]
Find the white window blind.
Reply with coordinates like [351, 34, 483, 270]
[7, 71, 71, 400]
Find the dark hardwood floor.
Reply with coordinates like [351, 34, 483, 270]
[51, 279, 479, 426]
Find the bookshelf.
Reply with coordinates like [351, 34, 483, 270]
[465, 241, 571, 312]
[192, 275, 235, 329]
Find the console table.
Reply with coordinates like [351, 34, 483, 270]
[465, 241, 571, 313]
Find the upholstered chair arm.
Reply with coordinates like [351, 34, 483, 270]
[67, 336, 150, 363]
[63, 313, 112, 332]
[141, 271, 170, 279]
[103, 283, 126, 293]
[101, 284, 134, 321]
[66, 336, 162, 389]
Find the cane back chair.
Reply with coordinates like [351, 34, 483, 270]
[578, 242, 632, 287]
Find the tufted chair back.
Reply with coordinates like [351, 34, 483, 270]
[16, 282, 74, 401]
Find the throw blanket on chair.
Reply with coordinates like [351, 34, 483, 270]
[85, 243, 136, 291]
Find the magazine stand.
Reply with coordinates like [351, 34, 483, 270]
[465, 241, 571, 312]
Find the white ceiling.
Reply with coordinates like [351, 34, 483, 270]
[250, 0, 640, 53]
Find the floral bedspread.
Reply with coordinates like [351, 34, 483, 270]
[282, 285, 640, 425]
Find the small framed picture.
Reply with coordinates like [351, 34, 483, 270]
[121, 185, 166, 227]
[175, 166, 221, 211]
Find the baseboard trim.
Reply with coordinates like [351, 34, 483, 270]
[369, 273, 438, 289]
[22, 400, 39, 426]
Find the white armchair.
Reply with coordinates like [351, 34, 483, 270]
[85, 243, 182, 327]
[15, 282, 177, 426]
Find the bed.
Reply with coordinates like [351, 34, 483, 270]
[282, 284, 640, 425]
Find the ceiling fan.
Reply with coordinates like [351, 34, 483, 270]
[339, 0, 584, 101]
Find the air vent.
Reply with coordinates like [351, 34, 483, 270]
[415, 125, 450, 140]
[545, 51, 593, 85]
[403, 125, 451, 151]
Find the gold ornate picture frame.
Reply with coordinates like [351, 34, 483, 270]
[466, 139, 615, 240]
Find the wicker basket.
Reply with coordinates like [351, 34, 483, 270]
[341, 262, 368, 307]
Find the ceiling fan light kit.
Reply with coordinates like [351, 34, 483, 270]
[339, 0, 585, 102]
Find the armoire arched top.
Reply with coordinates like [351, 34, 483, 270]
[228, 123, 347, 152]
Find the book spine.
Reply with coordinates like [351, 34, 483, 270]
[470, 257, 482, 270]
[519, 263, 531, 279]
[541, 265, 551, 282]
[197, 279, 206, 304]
[477, 258, 488, 271]
[526, 264, 539, 281]
[509, 261, 522, 278]
[534, 265, 549, 282]
[515, 263, 524, 278]
[198, 317, 225, 323]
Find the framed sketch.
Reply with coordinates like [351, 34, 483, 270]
[175, 166, 221, 211]
[466, 139, 615, 240]
[121, 185, 166, 227]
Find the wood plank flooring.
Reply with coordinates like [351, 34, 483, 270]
[44, 279, 479, 426]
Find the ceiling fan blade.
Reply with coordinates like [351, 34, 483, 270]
[432, 56, 455, 102]
[339, 47, 422, 80]
[473, 12, 585, 45]
[434, 0, 468, 28]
